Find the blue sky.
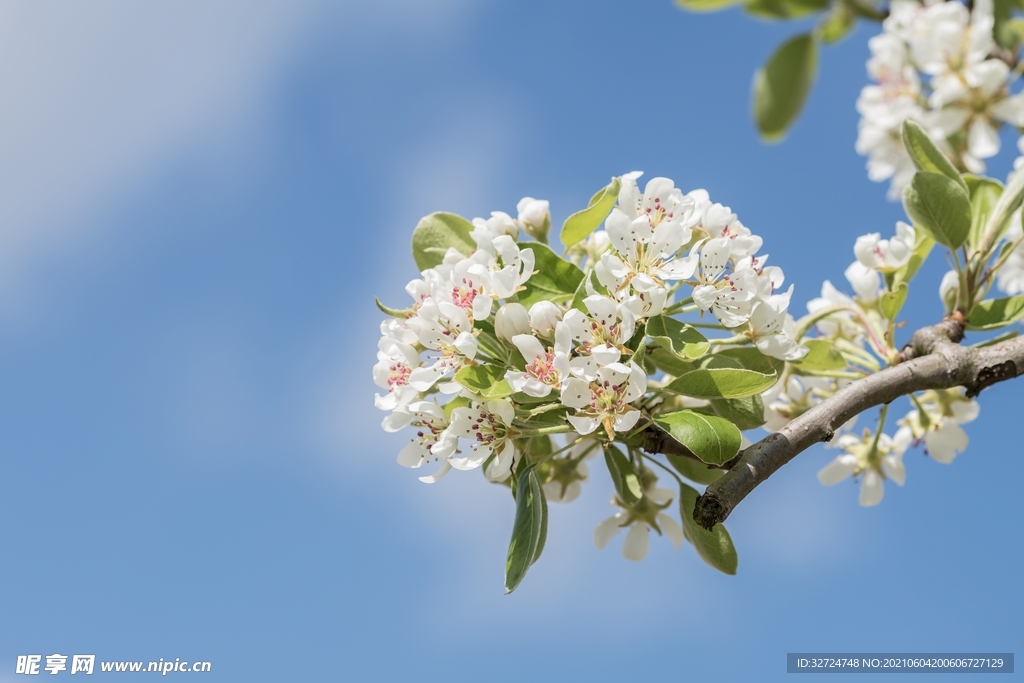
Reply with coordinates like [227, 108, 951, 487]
[0, 1, 1020, 681]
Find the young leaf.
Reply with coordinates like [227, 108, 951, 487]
[516, 242, 585, 307]
[505, 468, 547, 593]
[560, 177, 622, 249]
[880, 282, 909, 321]
[790, 338, 846, 374]
[646, 315, 711, 360]
[679, 483, 739, 574]
[454, 364, 513, 399]
[604, 445, 643, 506]
[966, 296, 1024, 331]
[902, 172, 972, 250]
[411, 212, 476, 271]
[665, 348, 781, 399]
[653, 410, 742, 466]
[666, 454, 725, 485]
[375, 297, 411, 319]
[901, 120, 968, 192]
[709, 395, 766, 431]
[818, 0, 855, 43]
[676, 0, 741, 11]
[965, 175, 1004, 250]
[752, 33, 818, 142]
[746, 0, 828, 19]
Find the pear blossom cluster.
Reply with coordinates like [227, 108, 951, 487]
[374, 206, 540, 483]
[757, 212, 996, 507]
[587, 173, 807, 361]
[857, 0, 1024, 198]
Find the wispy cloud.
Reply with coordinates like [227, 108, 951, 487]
[0, 0, 477, 315]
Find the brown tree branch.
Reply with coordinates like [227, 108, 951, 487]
[688, 320, 1024, 530]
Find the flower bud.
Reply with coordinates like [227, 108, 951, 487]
[939, 270, 959, 314]
[529, 301, 563, 339]
[844, 261, 880, 303]
[517, 197, 551, 242]
[494, 303, 531, 343]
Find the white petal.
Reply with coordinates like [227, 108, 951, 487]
[594, 514, 624, 549]
[882, 455, 906, 486]
[567, 415, 601, 436]
[418, 459, 452, 484]
[924, 421, 968, 463]
[657, 513, 685, 549]
[622, 523, 650, 561]
[818, 454, 857, 486]
[859, 470, 884, 507]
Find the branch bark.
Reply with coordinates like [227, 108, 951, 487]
[688, 319, 1024, 530]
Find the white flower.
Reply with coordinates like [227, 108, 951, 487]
[541, 438, 600, 503]
[806, 280, 870, 340]
[445, 399, 517, 479]
[854, 222, 915, 272]
[406, 298, 478, 393]
[690, 237, 758, 327]
[494, 302, 531, 343]
[528, 300, 563, 339]
[746, 300, 808, 361]
[561, 361, 647, 440]
[939, 270, 960, 313]
[516, 196, 551, 241]
[898, 388, 979, 463]
[505, 322, 573, 398]
[596, 174, 696, 298]
[562, 295, 636, 355]
[844, 261, 881, 303]
[473, 235, 535, 300]
[818, 427, 911, 506]
[762, 375, 841, 432]
[471, 211, 519, 243]
[373, 336, 420, 411]
[593, 482, 683, 561]
[392, 402, 459, 483]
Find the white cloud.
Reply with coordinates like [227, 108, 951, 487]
[0, 0, 477, 315]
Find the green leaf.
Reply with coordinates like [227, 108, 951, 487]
[560, 177, 622, 249]
[978, 167, 1024, 252]
[653, 410, 742, 466]
[374, 297, 411, 319]
[752, 33, 818, 142]
[901, 120, 968, 192]
[411, 212, 477, 271]
[679, 483, 738, 574]
[818, 0, 855, 43]
[454, 364, 513, 399]
[965, 176, 1004, 250]
[880, 282, 909, 321]
[790, 338, 846, 374]
[966, 296, 1024, 331]
[516, 242, 585, 307]
[746, 0, 827, 19]
[893, 234, 934, 287]
[604, 445, 642, 506]
[505, 468, 547, 593]
[708, 395, 766, 431]
[666, 454, 725, 485]
[664, 348, 781, 399]
[902, 172, 972, 250]
[676, 0, 741, 11]
[646, 315, 711, 360]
